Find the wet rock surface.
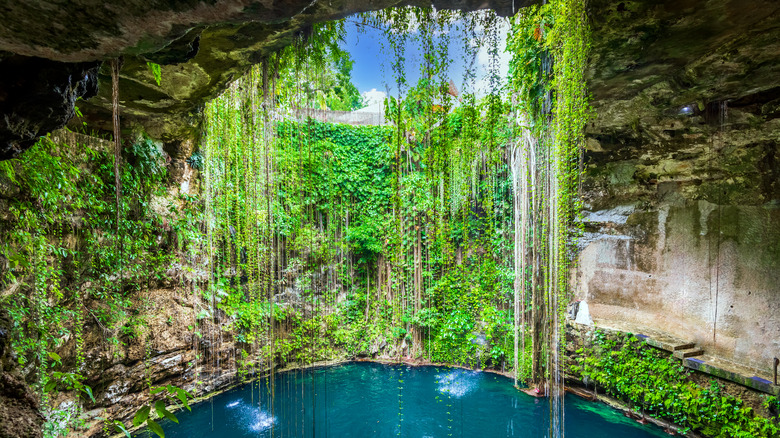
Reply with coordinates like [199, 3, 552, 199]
[66, 287, 246, 437]
[0, 0, 777, 154]
[0, 131, 216, 438]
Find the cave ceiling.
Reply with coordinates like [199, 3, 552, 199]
[0, 0, 778, 158]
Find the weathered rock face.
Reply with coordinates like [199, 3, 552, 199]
[578, 0, 780, 375]
[61, 287, 247, 437]
[0, 0, 521, 63]
[0, 130, 246, 437]
[0, 56, 100, 160]
[0, 0, 775, 154]
[0, 309, 44, 438]
[0, 0, 776, 156]
[587, 0, 780, 105]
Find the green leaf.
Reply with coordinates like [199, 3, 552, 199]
[147, 62, 162, 86]
[114, 422, 132, 438]
[155, 401, 179, 424]
[174, 388, 190, 410]
[147, 418, 165, 438]
[150, 387, 166, 395]
[82, 385, 96, 403]
[133, 405, 151, 426]
[48, 352, 62, 364]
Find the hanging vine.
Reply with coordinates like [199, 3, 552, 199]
[0, 4, 592, 438]
[508, 0, 590, 436]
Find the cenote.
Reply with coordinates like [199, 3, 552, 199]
[1, 1, 779, 438]
[137, 363, 667, 438]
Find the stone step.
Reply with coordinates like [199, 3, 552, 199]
[671, 342, 697, 351]
[674, 347, 704, 359]
[642, 334, 696, 353]
[683, 356, 780, 396]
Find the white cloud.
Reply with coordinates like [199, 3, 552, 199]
[361, 88, 387, 109]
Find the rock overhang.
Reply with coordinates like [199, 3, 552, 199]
[0, 0, 779, 158]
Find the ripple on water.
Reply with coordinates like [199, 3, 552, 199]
[435, 369, 478, 398]
[225, 401, 276, 433]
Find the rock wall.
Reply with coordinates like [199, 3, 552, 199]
[0, 130, 377, 438]
[0, 57, 100, 160]
[0, 130, 237, 438]
[0, 309, 44, 438]
[0, 0, 529, 154]
[578, 200, 780, 373]
[578, 0, 780, 375]
[61, 287, 249, 437]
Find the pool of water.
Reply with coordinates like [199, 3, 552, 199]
[138, 362, 669, 437]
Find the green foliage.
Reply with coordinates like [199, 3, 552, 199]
[506, 0, 590, 385]
[45, 372, 95, 404]
[0, 11, 537, 438]
[421, 260, 512, 366]
[273, 120, 394, 261]
[186, 151, 203, 170]
[125, 136, 167, 185]
[146, 62, 162, 86]
[325, 53, 365, 111]
[4, 7, 591, 437]
[0, 137, 152, 355]
[764, 396, 780, 414]
[576, 333, 779, 437]
[507, 5, 550, 126]
[432, 309, 476, 362]
[3, 8, 751, 438]
[0, 131, 202, 436]
[273, 21, 365, 111]
[200, 9, 519, 376]
[117, 384, 193, 438]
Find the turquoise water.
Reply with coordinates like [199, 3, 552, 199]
[138, 362, 669, 437]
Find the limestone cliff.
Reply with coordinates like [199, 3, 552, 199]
[578, 0, 780, 376]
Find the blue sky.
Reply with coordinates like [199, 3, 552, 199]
[338, 13, 511, 109]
